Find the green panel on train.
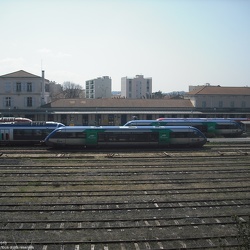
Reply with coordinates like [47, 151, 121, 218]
[85, 129, 100, 145]
[158, 129, 170, 145]
[207, 122, 216, 133]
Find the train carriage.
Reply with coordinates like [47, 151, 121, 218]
[124, 118, 244, 137]
[0, 121, 65, 145]
[43, 125, 207, 148]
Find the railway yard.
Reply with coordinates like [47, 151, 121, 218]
[0, 140, 250, 250]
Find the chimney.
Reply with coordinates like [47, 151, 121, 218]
[41, 70, 45, 105]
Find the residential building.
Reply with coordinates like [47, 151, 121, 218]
[85, 76, 112, 99]
[121, 75, 152, 99]
[0, 70, 50, 110]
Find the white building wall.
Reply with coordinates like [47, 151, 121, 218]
[121, 75, 152, 99]
[121, 77, 128, 98]
[85, 76, 112, 99]
[0, 73, 50, 110]
[191, 95, 250, 109]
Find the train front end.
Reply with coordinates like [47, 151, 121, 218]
[42, 127, 64, 147]
[190, 127, 207, 147]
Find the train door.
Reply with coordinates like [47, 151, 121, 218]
[1, 129, 10, 142]
[85, 129, 98, 146]
[158, 130, 170, 146]
[207, 122, 216, 135]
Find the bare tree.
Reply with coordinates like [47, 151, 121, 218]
[62, 81, 83, 98]
[152, 91, 163, 99]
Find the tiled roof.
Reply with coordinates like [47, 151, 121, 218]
[43, 98, 194, 109]
[188, 86, 250, 95]
[0, 70, 41, 78]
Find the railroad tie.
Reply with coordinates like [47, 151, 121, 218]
[217, 151, 224, 156]
[238, 150, 248, 155]
[105, 153, 115, 158]
[56, 153, 65, 157]
[163, 152, 171, 157]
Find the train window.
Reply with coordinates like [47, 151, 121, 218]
[190, 131, 202, 138]
[98, 132, 158, 142]
[5, 133, 9, 140]
[194, 125, 207, 132]
[54, 132, 86, 138]
[170, 132, 190, 138]
[14, 129, 43, 140]
[51, 130, 65, 139]
[170, 132, 179, 138]
[216, 124, 238, 129]
[75, 132, 86, 138]
[34, 129, 42, 135]
[66, 132, 76, 138]
[13, 129, 26, 140]
[130, 122, 153, 126]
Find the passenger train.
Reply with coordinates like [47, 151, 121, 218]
[0, 121, 65, 145]
[124, 118, 244, 137]
[43, 125, 207, 148]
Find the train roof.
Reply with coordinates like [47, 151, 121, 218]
[156, 118, 241, 122]
[53, 125, 200, 131]
[127, 119, 240, 124]
[0, 121, 64, 127]
[0, 117, 32, 122]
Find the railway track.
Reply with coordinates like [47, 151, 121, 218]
[0, 142, 250, 249]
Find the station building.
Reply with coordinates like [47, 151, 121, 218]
[0, 70, 250, 130]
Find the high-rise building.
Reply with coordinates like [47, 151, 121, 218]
[121, 75, 152, 99]
[85, 76, 112, 99]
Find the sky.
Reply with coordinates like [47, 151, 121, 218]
[0, 0, 249, 93]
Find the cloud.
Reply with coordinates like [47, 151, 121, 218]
[37, 48, 52, 54]
[37, 48, 71, 58]
[56, 52, 71, 58]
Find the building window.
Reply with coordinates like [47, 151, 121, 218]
[219, 101, 223, 108]
[202, 101, 206, 108]
[27, 97, 32, 107]
[230, 101, 234, 108]
[16, 82, 21, 92]
[129, 81, 132, 92]
[147, 80, 150, 91]
[241, 101, 246, 108]
[5, 83, 11, 93]
[45, 84, 49, 92]
[108, 114, 114, 125]
[5, 97, 11, 107]
[27, 82, 32, 92]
